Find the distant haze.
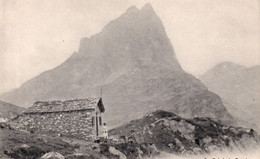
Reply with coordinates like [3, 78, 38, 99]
[0, 0, 259, 94]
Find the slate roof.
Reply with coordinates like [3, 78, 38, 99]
[25, 97, 104, 113]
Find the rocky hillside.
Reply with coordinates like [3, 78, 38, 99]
[0, 123, 74, 159]
[0, 123, 122, 159]
[0, 100, 24, 122]
[109, 110, 259, 155]
[0, 112, 8, 123]
[1, 110, 259, 159]
[0, 3, 233, 127]
[200, 62, 260, 132]
[0, 122, 170, 159]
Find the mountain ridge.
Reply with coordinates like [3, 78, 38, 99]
[200, 62, 260, 132]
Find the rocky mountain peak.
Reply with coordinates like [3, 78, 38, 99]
[140, 3, 156, 14]
[77, 3, 181, 72]
[125, 5, 139, 13]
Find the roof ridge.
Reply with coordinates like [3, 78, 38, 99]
[33, 97, 100, 104]
[26, 97, 101, 113]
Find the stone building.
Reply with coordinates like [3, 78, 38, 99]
[9, 97, 105, 141]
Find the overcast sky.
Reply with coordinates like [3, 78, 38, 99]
[0, 0, 259, 94]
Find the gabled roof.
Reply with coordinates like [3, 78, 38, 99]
[25, 97, 105, 113]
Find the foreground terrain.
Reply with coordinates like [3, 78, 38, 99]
[110, 110, 259, 155]
[1, 110, 259, 159]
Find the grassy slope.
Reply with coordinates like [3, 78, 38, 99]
[0, 100, 25, 119]
[0, 123, 75, 159]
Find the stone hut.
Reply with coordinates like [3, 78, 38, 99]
[9, 97, 105, 141]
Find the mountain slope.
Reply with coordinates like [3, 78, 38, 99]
[0, 100, 24, 122]
[0, 4, 233, 127]
[200, 62, 260, 132]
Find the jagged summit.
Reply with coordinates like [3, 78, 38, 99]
[126, 5, 139, 13]
[124, 3, 156, 15]
[77, 3, 181, 71]
[142, 3, 153, 8]
[141, 3, 155, 12]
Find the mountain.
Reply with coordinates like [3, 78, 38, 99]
[0, 100, 24, 122]
[0, 3, 233, 127]
[200, 62, 260, 132]
[109, 110, 259, 155]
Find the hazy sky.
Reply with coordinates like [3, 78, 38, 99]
[0, 0, 259, 94]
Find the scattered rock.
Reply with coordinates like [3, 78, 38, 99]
[109, 110, 259, 156]
[6, 145, 45, 159]
[20, 144, 30, 149]
[109, 146, 127, 159]
[40, 152, 65, 159]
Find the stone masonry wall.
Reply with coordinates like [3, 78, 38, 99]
[10, 110, 95, 140]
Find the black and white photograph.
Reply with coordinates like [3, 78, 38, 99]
[0, 0, 259, 158]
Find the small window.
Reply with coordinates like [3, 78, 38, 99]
[92, 117, 94, 126]
[99, 117, 102, 126]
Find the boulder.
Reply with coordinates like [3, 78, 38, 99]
[40, 152, 65, 159]
[109, 110, 259, 156]
[6, 145, 45, 159]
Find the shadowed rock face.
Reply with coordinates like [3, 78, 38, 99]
[0, 4, 233, 127]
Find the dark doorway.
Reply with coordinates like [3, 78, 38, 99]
[96, 112, 99, 136]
